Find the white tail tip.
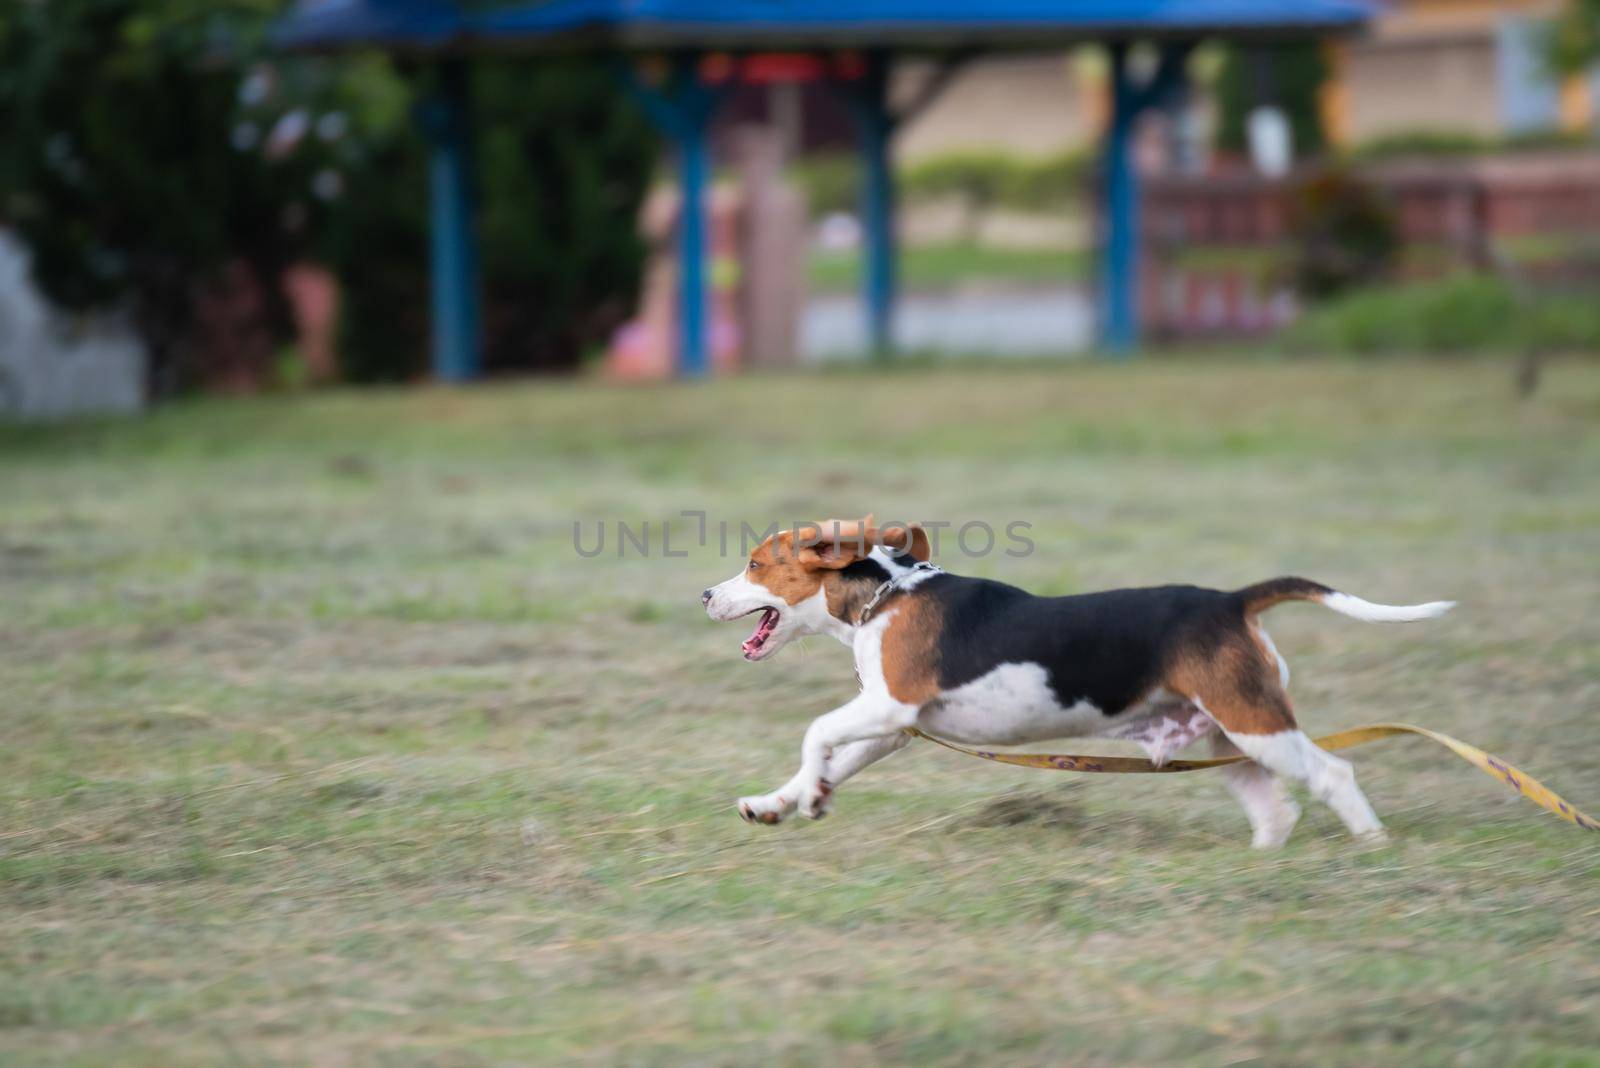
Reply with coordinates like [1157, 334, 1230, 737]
[1322, 592, 1456, 623]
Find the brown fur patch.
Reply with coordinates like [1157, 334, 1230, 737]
[877, 595, 944, 706]
[806, 515, 931, 565]
[822, 571, 871, 624]
[1235, 576, 1333, 617]
[1163, 627, 1297, 735]
[1245, 624, 1281, 672]
[742, 516, 932, 626]
[746, 532, 827, 606]
[878, 523, 931, 562]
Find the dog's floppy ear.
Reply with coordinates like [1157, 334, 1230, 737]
[876, 521, 931, 562]
[800, 515, 931, 567]
[799, 515, 875, 570]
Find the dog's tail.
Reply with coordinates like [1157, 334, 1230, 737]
[1233, 577, 1455, 623]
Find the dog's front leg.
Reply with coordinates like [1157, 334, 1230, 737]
[737, 694, 917, 824]
[737, 734, 910, 825]
[795, 693, 919, 819]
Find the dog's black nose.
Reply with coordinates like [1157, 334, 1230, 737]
[701, 588, 713, 605]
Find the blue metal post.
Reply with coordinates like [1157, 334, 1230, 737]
[418, 60, 481, 382]
[674, 54, 712, 378]
[1101, 43, 1139, 355]
[857, 51, 898, 360]
[614, 54, 723, 377]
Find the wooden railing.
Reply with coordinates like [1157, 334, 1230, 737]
[1138, 154, 1600, 339]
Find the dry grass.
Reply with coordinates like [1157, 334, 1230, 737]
[1, 358, 1598, 1065]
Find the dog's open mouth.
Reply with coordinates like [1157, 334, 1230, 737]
[741, 607, 780, 660]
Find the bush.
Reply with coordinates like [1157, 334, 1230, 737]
[1349, 130, 1492, 161]
[1288, 167, 1400, 299]
[790, 154, 858, 218]
[902, 151, 1012, 211]
[1280, 274, 1600, 356]
[1349, 128, 1598, 162]
[790, 149, 1090, 222]
[995, 150, 1092, 213]
[902, 149, 1090, 215]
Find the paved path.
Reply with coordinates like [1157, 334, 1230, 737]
[801, 287, 1095, 360]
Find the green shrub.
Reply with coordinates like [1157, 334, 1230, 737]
[903, 151, 1013, 211]
[1349, 130, 1492, 161]
[995, 150, 1092, 213]
[790, 154, 858, 218]
[1280, 274, 1600, 356]
[1288, 167, 1400, 299]
[791, 149, 1090, 221]
[901, 149, 1089, 215]
[1349, 128, 1598, 162]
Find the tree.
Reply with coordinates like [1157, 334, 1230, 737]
[1213, 42, 1329, 161]
[1552, 0, 1600, 72]
[0, 1, 656, 388]
[1, 1, 296, 389]
[473, 59, 656, 376]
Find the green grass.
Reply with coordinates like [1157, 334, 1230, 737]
[1282, 275, 1600, 356]
[809, 241, 1090, 294]
[2, 359, 1599, 1065]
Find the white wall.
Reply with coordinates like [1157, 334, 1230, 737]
[0, 230, 146, 420]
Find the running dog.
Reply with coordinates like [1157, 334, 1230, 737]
[701, 517, 1452, 848]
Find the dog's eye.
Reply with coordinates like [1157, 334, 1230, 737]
[747, 560, 760, 571]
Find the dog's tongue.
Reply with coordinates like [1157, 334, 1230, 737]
[742, 608, 778, 656]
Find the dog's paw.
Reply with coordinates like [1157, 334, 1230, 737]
[737, 793, 794, 826]
[798, 779, 834, 820]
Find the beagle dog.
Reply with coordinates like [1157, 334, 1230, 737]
[702, 517, 1453, 849]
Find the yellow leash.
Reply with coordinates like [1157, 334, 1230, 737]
[903, 723, 1599, 832]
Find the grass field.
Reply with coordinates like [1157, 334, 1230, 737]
[2, 359, 1598, 1066]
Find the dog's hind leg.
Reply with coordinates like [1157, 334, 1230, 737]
[1210, 734, 1300, 850]
[1173, 636, 1385, 845]
[1199, 690, 1386, 843]
[1225, 727, 1386, 843]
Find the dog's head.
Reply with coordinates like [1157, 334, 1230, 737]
[701, 516, 931, 661]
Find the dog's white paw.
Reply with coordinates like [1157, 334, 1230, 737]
[737, 793, 795, 826]
[798, 779, 834, 820]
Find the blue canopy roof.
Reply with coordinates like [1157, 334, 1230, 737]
[276, 0, 1373, 52]
[276, 1, 462, 50]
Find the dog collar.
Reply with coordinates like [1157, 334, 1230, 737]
[857, 560, 942, 625]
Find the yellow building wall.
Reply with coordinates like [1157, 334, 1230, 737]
[1324, 0, 1581, 145]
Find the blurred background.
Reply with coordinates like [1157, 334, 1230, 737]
[2, 0, 1599, 410]
[2, 2, 1599, 1064]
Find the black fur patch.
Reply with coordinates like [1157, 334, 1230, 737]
[827, 558, 893, 625]
[839, 559, 891, 585]
[920, 576, 1244, 715]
